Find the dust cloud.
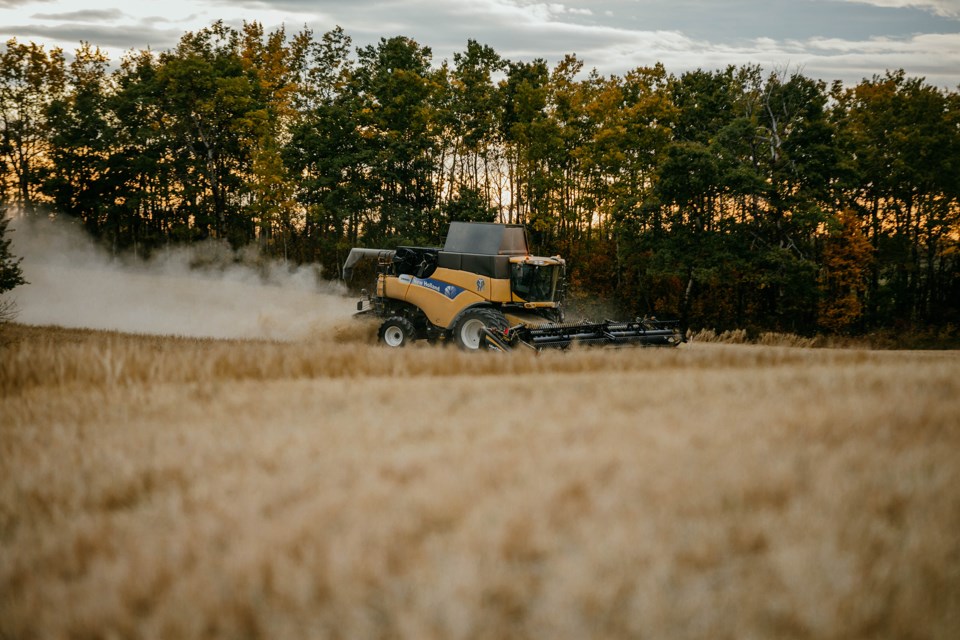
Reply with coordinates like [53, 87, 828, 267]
[6, 216, 356, 341]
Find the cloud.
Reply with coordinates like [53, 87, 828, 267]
[2, 0, 957, 88]
[842, 0, 960, 18]
[380, 0, 956, 87]
[584, 29, 960, 88]
[4, 22, 183, 49]
[542, 3, 955, 87]
[0, 0, 54, 7]
[798, 32, 960, 84]
[31, 9, 124, 22]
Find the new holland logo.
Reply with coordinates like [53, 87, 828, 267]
[400, 274, 465, 300]
[476, 278, 485, 292]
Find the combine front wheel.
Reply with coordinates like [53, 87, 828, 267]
[454, 308, 508, 350]
[378, 316, 417, 347]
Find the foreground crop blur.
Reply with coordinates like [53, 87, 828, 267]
[2, 325, 959, 639]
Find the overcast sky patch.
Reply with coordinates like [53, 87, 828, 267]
[1, 0, 957, 87]
[845, 0, 960, 18]
[31, 8, 122, 21]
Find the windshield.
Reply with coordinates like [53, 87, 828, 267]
[511, 263, 560, 302]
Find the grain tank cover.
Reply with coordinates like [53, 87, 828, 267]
[442, 222, 528, 256]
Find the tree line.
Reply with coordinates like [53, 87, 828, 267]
[1, 22, 958, 335]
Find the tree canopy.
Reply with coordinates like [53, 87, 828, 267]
[1, 26, 958, 336]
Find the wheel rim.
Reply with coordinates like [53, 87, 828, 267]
[459, 318, 485, 349]
[383, 325, 405, 347]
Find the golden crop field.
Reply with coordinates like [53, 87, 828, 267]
[2, 322, 959, 640]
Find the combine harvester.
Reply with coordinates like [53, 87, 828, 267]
[343, 222, 682, 352]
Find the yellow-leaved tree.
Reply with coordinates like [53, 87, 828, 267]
[818, 209, 873, 332]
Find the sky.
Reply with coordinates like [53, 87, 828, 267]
[2, 0, 959, 88]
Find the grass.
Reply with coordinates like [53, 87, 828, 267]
[686, 326, 960, 350]
[2, 323, 959, 639]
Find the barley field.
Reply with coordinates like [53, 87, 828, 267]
[2, 322, 959, 640]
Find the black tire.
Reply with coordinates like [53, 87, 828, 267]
[453, 308, 509, 351]
[378, 316, 417, 347]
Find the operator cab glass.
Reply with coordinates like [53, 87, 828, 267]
[511, 262, 561, 302]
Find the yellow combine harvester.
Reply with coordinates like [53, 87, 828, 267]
[343, 222, 682, 351]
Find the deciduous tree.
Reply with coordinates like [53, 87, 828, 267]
[0, 39, 65, 214]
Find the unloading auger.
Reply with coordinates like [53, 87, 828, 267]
[343, 221, 683, 351]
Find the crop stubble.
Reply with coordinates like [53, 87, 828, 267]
[1, 325, 959, 639]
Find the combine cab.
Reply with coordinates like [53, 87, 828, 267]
[343, 222, 682, 351]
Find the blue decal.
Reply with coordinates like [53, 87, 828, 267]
[399, 274, 466, 299]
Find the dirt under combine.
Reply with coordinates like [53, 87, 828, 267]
[344, 222, 682, 351]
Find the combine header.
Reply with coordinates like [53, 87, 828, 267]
[482, 318, 681, 352]
[343, 222, 682, 351]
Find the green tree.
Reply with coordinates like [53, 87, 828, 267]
[834, 71, 960, 328]
[748, 70, 835, 330]
[0, 211, 24, 294]
[285, 26, 365, 273]
[444, 185, 497, 223]
[108, 49, 185, 251]
[351, 36, 442, 245]
[445, 40, 506, 214]
[0, 39, 65, 213]
[239, 22, 311, 260]
[154, 22, 262, 245]
[499, 58, 551, 243]
[0, 207, 26, 326]
[594, 66, 673, 312]
[644, 68, 737, 328]
[43, 43, 113, 238]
